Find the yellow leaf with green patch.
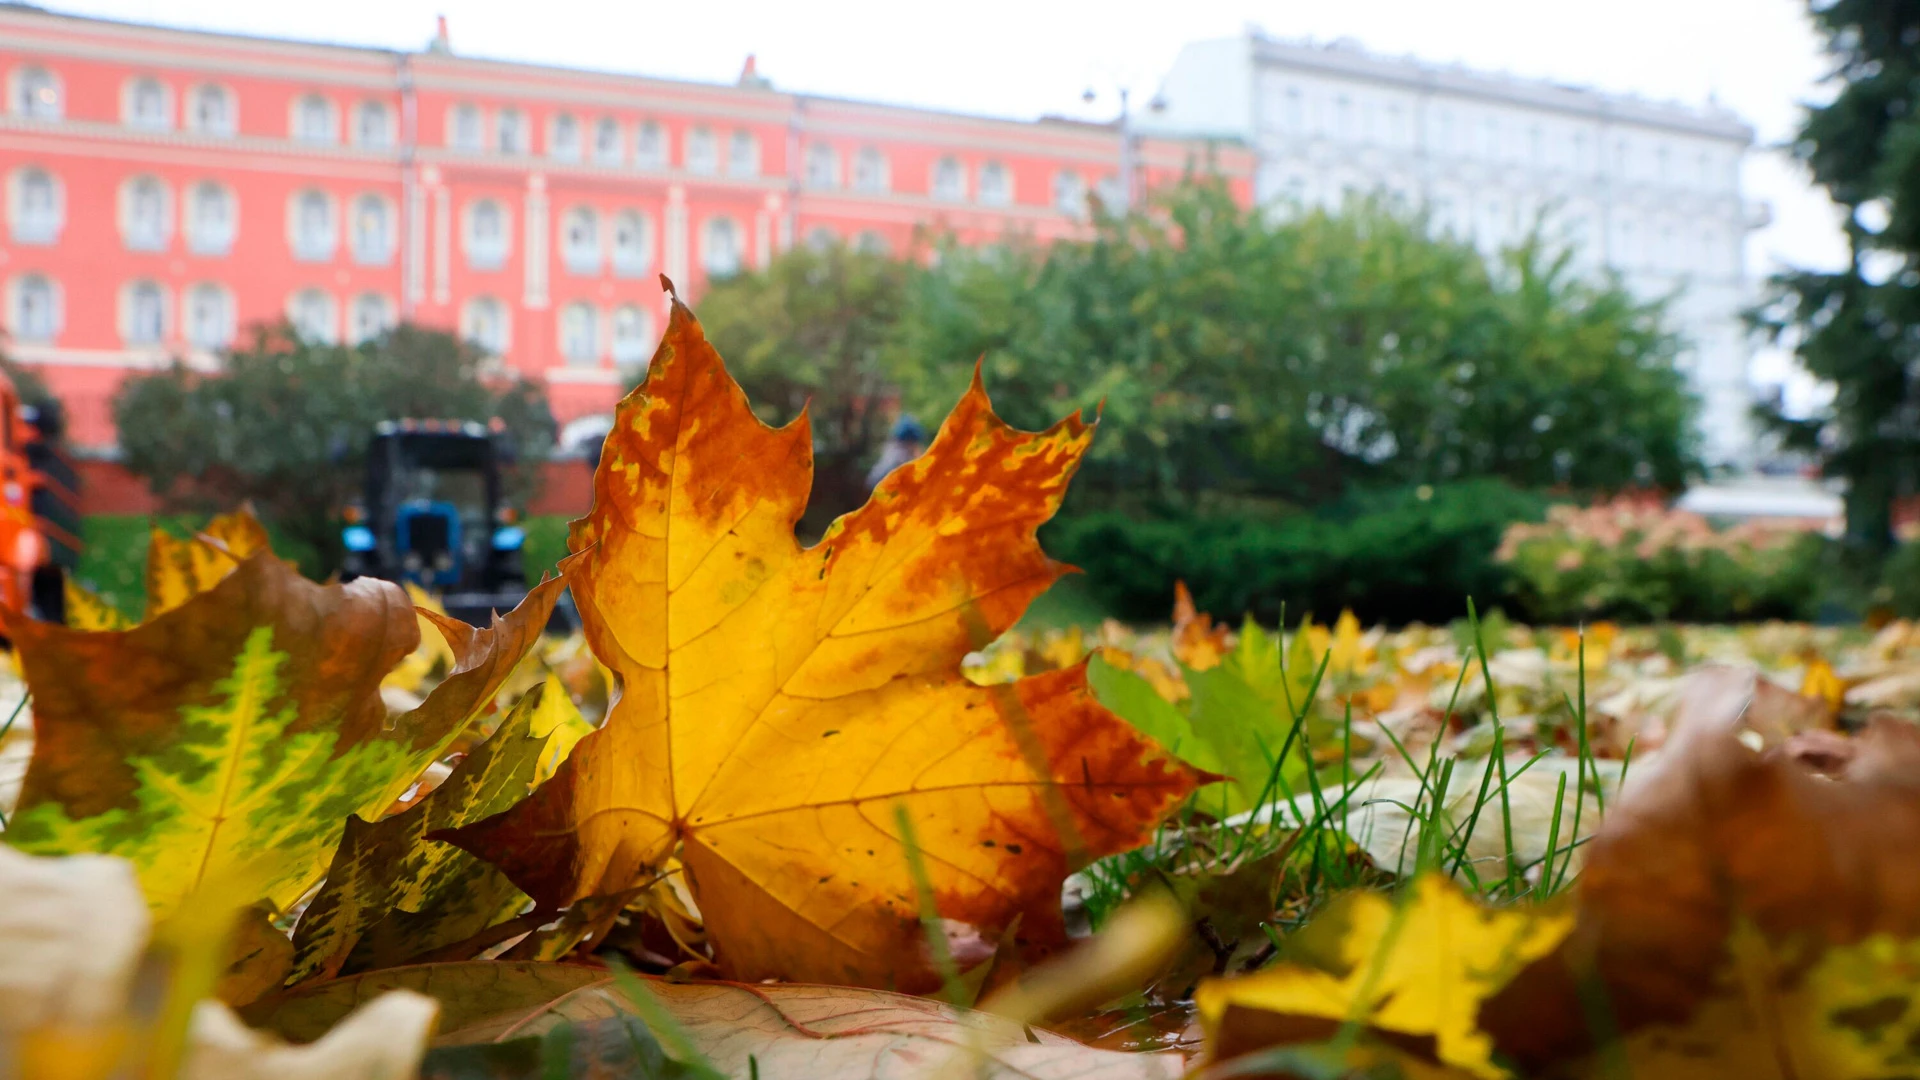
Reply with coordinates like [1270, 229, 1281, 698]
[65, 577, 131, 630]
[145, 508, 272, 620]
[525, 674, 594, 784]
[5, 553, 565, 920]
[288, 684, 555, 984]
[1195, 875, 1572, 1078]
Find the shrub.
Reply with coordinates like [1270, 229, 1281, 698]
[1496, 498, 1825, 623]
[1045, 480, 1546, 625]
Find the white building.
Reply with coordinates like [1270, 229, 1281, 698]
[1143, 33, 1763, 470]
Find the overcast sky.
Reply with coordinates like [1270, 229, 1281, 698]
[50, 0, 1845, 391]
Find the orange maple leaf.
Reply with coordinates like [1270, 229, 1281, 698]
[446, 297, 1207, 990]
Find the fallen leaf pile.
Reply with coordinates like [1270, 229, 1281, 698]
[8, 293, 1920, 1079]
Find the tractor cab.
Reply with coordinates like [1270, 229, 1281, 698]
[340, 419, 527, 624]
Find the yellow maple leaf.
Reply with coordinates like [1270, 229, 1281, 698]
[445, 297, 1207, 990]
[145, 510, 271, 621]
[526, 673, 595, 784]
[1195, 875, 1572, 1078]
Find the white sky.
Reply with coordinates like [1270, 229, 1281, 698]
[50, 0, 1847, 395]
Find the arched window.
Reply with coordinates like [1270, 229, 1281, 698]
[290, 190, 335, 261]
[461, 296, 510, 355]
[805, 226, 838, 251]
[1052, 170, 1087, 216]
[351, 195, 393, 264]
[464, 199, 509, 269]
[612, 305, 653, 366]
[561, 207, 602, 274]
[549, 113, 580, 160]
[634, 121, 666, 169]
[496, 108, 527, 154]
[187, 182, 236, 255]
[558, 302, 600, 364]
[190, 84, 234, 135]
[686, 127, 717, 174]
[931, 156, 965, 201]
[293, 94, 334, 143]
[853, 147, 889, 193]
[611, 210, 653, 277]
[449, 104, 483, 150]
[805, 143, 839, 189]
[978, 161, 1012, 206]
[288, 288, 337, 344]
[854, 230, 891, 255]
[13, 67, 61, 120]
[185, 283, 234, 350]
[122, 176, 171, 251]
[125, 77, 170, 130]
[349, 293, 394, 344]
[727, 130, 759, 177]
[122, 280, 167, 345]
[593, 117, 622, 164]
[11, 274, 59, 342]
[10, 168, 62, 244]
[355, 101, 392, 147]
[702, 216, 742, 277]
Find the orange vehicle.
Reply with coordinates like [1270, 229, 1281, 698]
[0, 373, 46, 620]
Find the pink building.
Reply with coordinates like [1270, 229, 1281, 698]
[0, 7, 1254, 452]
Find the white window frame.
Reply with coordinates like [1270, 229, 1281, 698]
[449, 103, 484, 151]
[188, 83, 236, 136]
[549, 113, 581, 160]
[354, 100, 394, 147]
[560, 206, 602, 275]
[931, 156, 965, 201]
[9, 274, 61, 342]
[558, 302, 601, 365]
[805, 143, 839, 189]
[289, 189, 338, 262]
[351, 193, 395, 265]
[124, 76, 172, 131]
[978, 161, 1012, 207]
[634, 120, 666, 169]
[611, 304, 653, 366]
[292, 93, 337, 144]
[593, 116, 622, 165]
[701, 215, 742, 277]
[121, 175, 173, 252]
[686, 127, 717, 175]
[463, 198, 511, 270]
[287, 288, 339, 344]
[1052, 170, 1086, 216]
[186, 180, 236, 256]
[9, 167, 63, 245]
[121, 279, 169, 346]
[611, 210, 654, 277]
[349, 293, 394, 344]
[853, 147, 889, 193]
[496, 108, 528, 155]
[12, 66, 62, 120]
[461, 295, 511, 355]
[726, 129, 760, 178]
[184, 282, 235, 350]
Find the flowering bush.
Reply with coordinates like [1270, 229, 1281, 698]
[1497, 497, 1825, 623]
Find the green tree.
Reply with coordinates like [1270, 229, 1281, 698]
[114, 323, 554, 567]
[689, 240, 912, 532]
[1754, 0, 1920, 556]
[891, 184, 1696, 511]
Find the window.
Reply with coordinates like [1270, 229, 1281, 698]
[701, 216, 741, 276]
[496, 108, 527, 155]
[123, 280, 167, 345]
[187, 182, 236, 255]
[349, 293, 393, 344]
[288, 289, 338, 344]
[549, 113, 581, 160]
[611, 210, 653, 277]
[189, 84, 234, 135]
[464, 199, 509, 269]
[727, 130, 759, 178]
[805, 143, 839, 189]
[11, 275, 59, 342]
[1285, 86, 1304, 131]
[462, 296, 510, 355]
[612, 305, 652, 365]
[293, 94, 335, 143]
[290, 190, 336, 261]
[352, 195, 393, 265]
[449, 103, 483, 150]
[355, 101, 393, 147]
[594, 117, 622, 165]
[805, 226, 837, 250]
[853, 147, 888, 193]
[185, 283, 233, 350]
[561, 206, 602, 274]
[13, 67, 60, 120]
[1053, 170, 1086, 216]
[559, 302, 600, 364]
[978, 161, 1012, 206]
[854, 230, 890, 255]
[10, 168, 62, 244]
[125, 77, 170, 130]
[931, 156, 965, 201]
[1096, 174, 1126, 210]
[122, 176, 171, 252]
[635, 120, 666, 169]
[686, 127, 717, 174]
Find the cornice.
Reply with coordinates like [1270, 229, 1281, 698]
[0, 117, 405, 180]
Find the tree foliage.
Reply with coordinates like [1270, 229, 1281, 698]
[1754, 0, 1920, 555]
[113, 323, 555, 565]
[891, 185, 1697, 511]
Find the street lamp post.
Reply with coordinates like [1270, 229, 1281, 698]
[1083, 86, 1165, 212]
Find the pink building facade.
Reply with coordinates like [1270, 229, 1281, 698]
[0, 7, 1254, 451]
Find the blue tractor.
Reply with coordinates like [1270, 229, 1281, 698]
[339, 419, 529, 625]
